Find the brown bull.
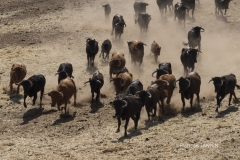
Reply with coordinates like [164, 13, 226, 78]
[128, 40, 147, 66]
[109, 52, 126, 78]
[151, 74, 176, 105]
[9, 63, 27, 93]
[110, 72, 133, 95]
[150, 41, 161, 62]
[47, 77, 77, 115]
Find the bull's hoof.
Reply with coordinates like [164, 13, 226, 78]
[124, 133, 128, 137]
[116, 129, 120, 133]
[24, 104, 27, 108]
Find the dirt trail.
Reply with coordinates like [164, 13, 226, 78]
[0, 0, 240, 159]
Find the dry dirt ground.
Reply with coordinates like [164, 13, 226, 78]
[0, 0, 240, 159]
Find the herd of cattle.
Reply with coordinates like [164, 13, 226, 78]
[7, 0, 239, 137]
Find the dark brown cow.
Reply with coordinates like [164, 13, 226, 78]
[109, 53, 126, 78]
[152, 74, 176, 105]
[9, 63, 27, 93]
[128, 40, 147, 66]
[136, 84, 165, 120]
[47, 77, 77, 115]
[110, 72, 133, 95]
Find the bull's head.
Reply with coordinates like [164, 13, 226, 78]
[134, 42, 147, 55]
[208, 77, 224, 93]
[152, 69, 169, 79]
[175, 77, 191, 93]
[193, 26, 205, 33]
[86, 38, 98, 53]
[135, 90, 151, 106]
[18, 80, 33, 95]
[110, 99, 128, 118]
[46, 91, 64, 107]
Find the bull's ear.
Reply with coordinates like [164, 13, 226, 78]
[47, 92, 52, 96]
[109, 101, 113, 105]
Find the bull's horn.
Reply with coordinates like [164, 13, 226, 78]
[200, 28, 205, 32]
[186, 79, 191, 89]
[120, 77, 126, 87]
[84, 78, 91, 84]
[121, 100, 128, 108]
[162, 80, 169, 86]
[163, 69, 169, 74]
[152, 70, 158, 78]
[116, 60, 121, 67]
[124, 23, 126, 27]
[147, 91, 152, 98]
[55, 72, 60, 76]
[110, 79, 113, 82]
[97, 80, 101, 84]
[59, 92, 64, 99]
[174, 79, 179, 88]
[208, 79, 213, 83]
[115, 23, 119, 26]
[218, 79, 223, 86]
[198, 50, 202, 53]
[143, 43, 147, 46]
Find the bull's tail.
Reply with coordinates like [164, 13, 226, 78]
[236, 84, 240, 90]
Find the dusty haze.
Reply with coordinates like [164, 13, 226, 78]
[0, 0, 240, 159]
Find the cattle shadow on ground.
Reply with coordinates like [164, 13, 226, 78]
[117, 129, 143, 142]
[181, 104, 203, 118]
[216, 105, 238, 118]
[215, 15, 228, 23]
[9, 94, 23, 104]
[52, 111, 77, 125]
[86, 66, 98, 74]
[89, 101, 104, 113]
[21, 107, 45, 125]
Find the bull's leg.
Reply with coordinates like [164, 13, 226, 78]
[91, 91, 94, 103]
[191, 65, 195, 72]
[16, 84, 20, 94]
[96, 91, 100, 102]
[215, 7, 217, 14]
[145, 107, 151, 120]
[196, 92, 200, 107]
[134, 112, 140, 132]
[181, 94, 185, 112]
[152, 104, 157, 117]
[199, 42, 201, 51]
[154, 55, 158, 63]
[229, 93, 233, 106]
[23, 95, 28, 108]
[167, 89, 174, 104]
[124, 117, 130, 137]
[9, 81, 13, 93]
[116, 118, 121, 133]
[192, 8, 195, 18]
[190, 94, 194, 109]
[32, 93, 37, 106]
[224, 9, 227, 15]
[73, 91, 77, 107]
[183, 18, 186, 28]
[105, 51, 109, 59]
[184, 66, 188, 76]
[87, 55, 90, 67]
[216, 94, 223, 112]
[64, 101, 68, 115]
[40, 88, 44, 108]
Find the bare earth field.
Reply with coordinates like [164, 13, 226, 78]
[0, 0, 240, 159]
